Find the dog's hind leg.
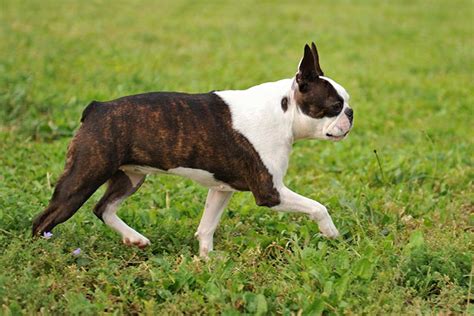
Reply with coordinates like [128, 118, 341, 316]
[32, 157, 114, 236]
[93, 170, 150, 248]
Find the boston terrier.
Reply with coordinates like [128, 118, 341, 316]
[32, 42, 353, 257]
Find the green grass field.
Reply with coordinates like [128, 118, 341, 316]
[1, 0, 473, 314]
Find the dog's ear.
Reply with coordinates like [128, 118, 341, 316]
[311, 42, 324, 76]
[296, 44, 318, 92]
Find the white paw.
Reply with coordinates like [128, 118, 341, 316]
[198, 241, 214, 259]
[195, 232, 213, 258]
[318, 218, 340, 238]
[199, 247, 211, 260]
[122, 234, 151, 249]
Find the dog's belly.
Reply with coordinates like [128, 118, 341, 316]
[119, 165, 236, 192]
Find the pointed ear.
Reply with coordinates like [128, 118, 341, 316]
[311, 42, 324, 76]
[296, 44, 317, 92]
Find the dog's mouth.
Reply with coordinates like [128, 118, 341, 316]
[326, 131, 349, 140]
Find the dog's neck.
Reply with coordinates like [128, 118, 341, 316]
[217, 77, 317, 143]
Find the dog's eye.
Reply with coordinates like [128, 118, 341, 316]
[325, 101, 343, 117]
[332, 102, 343, 112]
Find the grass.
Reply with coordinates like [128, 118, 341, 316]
[0, 0, 473, 314]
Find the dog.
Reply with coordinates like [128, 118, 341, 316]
[32, 42, 353, 257]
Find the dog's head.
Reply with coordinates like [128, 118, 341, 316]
[291, 42, 353, 141]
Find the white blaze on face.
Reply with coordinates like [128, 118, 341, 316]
[320, 76, 350, 102]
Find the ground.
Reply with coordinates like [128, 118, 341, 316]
[0, 0, 472, 314]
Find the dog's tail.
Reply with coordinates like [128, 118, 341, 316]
[80, 100, 101, 123]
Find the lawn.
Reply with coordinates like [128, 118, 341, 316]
[0, 0, 473, 314]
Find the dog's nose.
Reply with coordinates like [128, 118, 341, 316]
[345, 108, 353, 124]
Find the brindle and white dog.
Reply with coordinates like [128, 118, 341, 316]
[33, 42, 353, 257]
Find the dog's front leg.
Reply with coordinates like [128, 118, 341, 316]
[195, 189, 233, 257]
[272, 187, 340, 238]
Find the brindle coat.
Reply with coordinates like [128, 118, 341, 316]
[32, 93, 279, 235]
